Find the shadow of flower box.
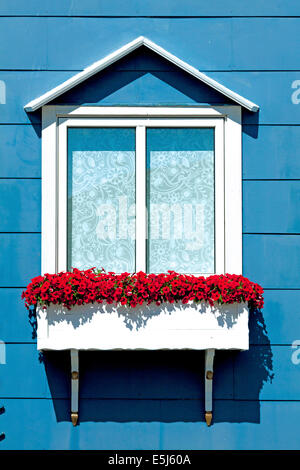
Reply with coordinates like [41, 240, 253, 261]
[37, 301, 249, 351]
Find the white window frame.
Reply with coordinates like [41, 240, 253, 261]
[41, 106, 242, 276]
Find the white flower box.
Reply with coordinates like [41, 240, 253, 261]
[36, 301, 249, 351]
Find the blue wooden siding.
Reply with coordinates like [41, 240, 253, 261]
[0, 18, 300, 71]
[0, 125, 41, 177]
[2, 71, 300, 124]
[0, 2, 300, 450]
[1, 1, 300, 17]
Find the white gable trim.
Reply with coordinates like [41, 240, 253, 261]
[24, 36, 259, 112]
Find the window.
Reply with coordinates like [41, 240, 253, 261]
[42, 106, 242, 276]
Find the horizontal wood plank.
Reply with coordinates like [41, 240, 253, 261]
[243, 125, 300, 179]
[0, 179, 41, 232]
[0, 1, 300, 17]
[0, 18, 299, 71]
[243, 181, 300, 233]
[0, 233, 40, 286]
[0, 125, 41, 177]
[1, 71, 300, 124]
[243, 234, 300, 288]
[1, 398, 300, 449]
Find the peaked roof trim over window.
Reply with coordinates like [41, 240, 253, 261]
[24, 36, 259, 112]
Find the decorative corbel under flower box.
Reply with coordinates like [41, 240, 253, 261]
[36, 300, 249, 426]
[23, 270, 263, 427]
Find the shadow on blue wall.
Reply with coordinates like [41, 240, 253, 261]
[37, 307, 273, 425]
[29, 306, 37, 340]
[26, 47, 259, 140]
[52, 47, 233, 107]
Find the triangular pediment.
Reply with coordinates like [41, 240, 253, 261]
[24, 36, 259, 112]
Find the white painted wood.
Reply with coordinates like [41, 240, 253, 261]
[36, 301, 249, 351]
[57, 118, 68, 271]
[214, 119, 225, 274]
[41, 107, 58, 274]
[224, 107, 242, 274]
[70, 349, 79, 414]
[135, 126, 146, 272]
[205, 349, 215, 413]
[55, 116, 227, 276]
[57, 117, 226, 127]
[42, 106, 242, 276]
[44, 105, 233, 118]
[24, 37, 259, 112]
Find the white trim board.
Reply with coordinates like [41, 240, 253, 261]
[24, 36, 259, 113]
[41, 105, 242, 276]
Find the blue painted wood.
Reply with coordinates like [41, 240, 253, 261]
[250, 290, 300, 345]
[234, 345, 300, 400]
[5, 343, 300, 401]
[54, 70, 232, 108]
[243, 234, 300, 288]
[243, 181, 300, 233]
[1, 1, 300, 17]
[0, 125, 41, 177]
[0, 234, 40, 286]
[0, 347, 233, 399]
[1, 399, 300, 449]
[58, 70, 300, 125]
[2, 71, 300, 124]
[0, 344, 48, 398]
[160, 402, 300, 449]
[0, 288, 36, 342]
[210, 72, 300, 125]
[0, 18, 232, 71]
[68, 350, 234, 400]
[1, 18, 300, 71]
[0, 398, 161, 449]
[0, 6, 299, 451]
[0, 71, 73, 124]
[0, 180, 41, 232]
[243, 126, 300, 180]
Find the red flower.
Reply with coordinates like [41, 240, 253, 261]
[21, 268, 264, 311]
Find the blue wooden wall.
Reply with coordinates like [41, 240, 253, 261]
[0, 1, 300, 450]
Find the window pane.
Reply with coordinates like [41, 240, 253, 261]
[146, 128, 214, 274]
[67, 128, 136, 272]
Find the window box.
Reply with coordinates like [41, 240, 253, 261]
[23, 268, 262, 426]
[36, 300, 249, 351]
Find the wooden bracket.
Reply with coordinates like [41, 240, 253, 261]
[68, 347, 216, 427]
[70, 349, 79, 426]
[204, 349, 215, 426]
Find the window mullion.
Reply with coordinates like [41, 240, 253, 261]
[57, 120, 68, 272]
[135, 125, 146, 272]
[214, 120, 225, 274]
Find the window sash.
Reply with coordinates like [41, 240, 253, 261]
[57, 117, 225, 275]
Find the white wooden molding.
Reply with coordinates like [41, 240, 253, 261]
[135, 125, 146, 272]
[56, 115, 226, 275]
[24, 36, 259, 112]
[41, 106, 57, 274]
[41, 106, 242, 276]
